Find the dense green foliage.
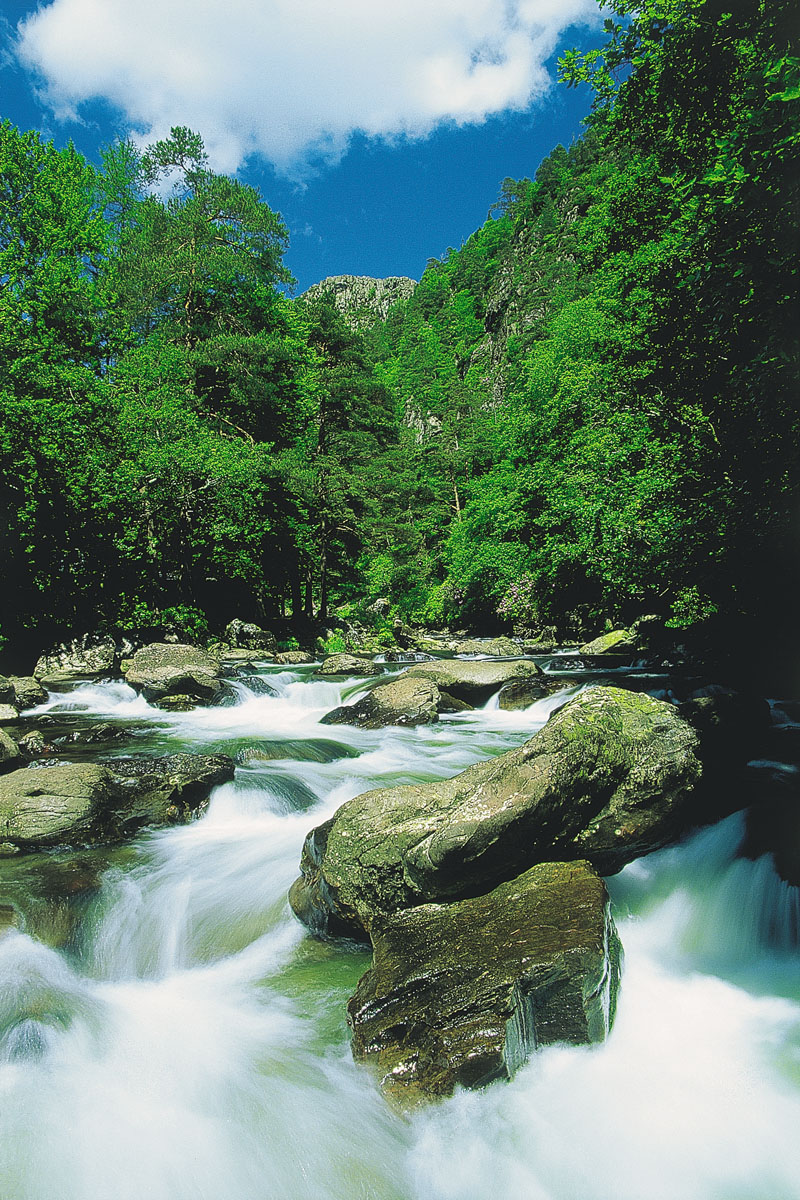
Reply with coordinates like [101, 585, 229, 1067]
[1, 0, 797, 657]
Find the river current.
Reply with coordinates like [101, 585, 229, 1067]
[1, 663, 799, 1200]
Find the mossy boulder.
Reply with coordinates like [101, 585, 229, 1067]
[579, 629, 636, 656]
[451, 637, 522, 657]
[348, 861, 621, 1106]
[402, 658, 542, 705]
[289, 686, 702, 939]
[321, 676, 442, 729]
[316, 654, 383, 678]
[124, 642, 224, 704]
[275, 650, 316, 665]
[0, 729, 23, 773]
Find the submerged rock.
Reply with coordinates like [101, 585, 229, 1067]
[316, 654, 383, 678]
[124, 642, 224, 704]
[349, 861, 621, 1105]
[321, 676, 442, 729]
[290, 686, 702, 938]
[402, 658, 542, 704]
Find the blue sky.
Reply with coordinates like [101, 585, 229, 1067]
[0, 0, 602, 292]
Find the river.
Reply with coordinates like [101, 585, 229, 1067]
[0, 663, 798, 1199]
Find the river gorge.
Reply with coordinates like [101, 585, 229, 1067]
[1, 657, 799, 1200]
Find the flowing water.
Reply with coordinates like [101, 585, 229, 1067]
[1, 665, 799, 1200]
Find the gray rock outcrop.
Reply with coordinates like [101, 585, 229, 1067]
[303, 275, 416, 329]
[402, 658, 542, 704]
[33, 636, 118, 689]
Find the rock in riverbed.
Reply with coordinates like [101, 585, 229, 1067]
[402, 658, 542, 704]
[290, 686, 702, 938]
[0, 754, 234, 851]
[124, 643, 225, 705]
[316, 654, 383, 678]
[321, 676, 446, 729]
[349, 861, 620, 1105]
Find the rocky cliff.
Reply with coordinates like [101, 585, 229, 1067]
[302, 274, 416, 329]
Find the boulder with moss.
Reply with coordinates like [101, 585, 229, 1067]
[124, 642, 224, 704]
[402, 658, 542, 705]
[321, 676, 443, 729]
[316, 654, 383, 678]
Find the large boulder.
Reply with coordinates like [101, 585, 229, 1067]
[223, 619, 276, 653]
[7, 676, 48, 710]
[0, 676, 14, 705]
[316, 654, 383, 678]
[0, 764, 114, 849]
[124, 643, 224, 704]
[402, 658, 542, 705]
[321, 676, 443, 729]
[348, 861, 621, 1105]
[0, 753, 234, 851]
[289, 687, 702, 938]
[33, 635, 118, 689]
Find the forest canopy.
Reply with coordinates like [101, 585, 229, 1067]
[0, 0, 797, 658]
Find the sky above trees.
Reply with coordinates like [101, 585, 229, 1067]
[0, 0, 601, 289]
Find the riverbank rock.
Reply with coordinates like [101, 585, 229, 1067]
[348, 861, 621, 1105]
[402, 658, 542, 705]
[7, 677, 48, 710]
[0, 676, 14, 706]
[0, 753, 234, 851]
[579, 629, 636, 656]
[316, 654, 383, 678]
[0, 705, 18, 721]
[33, 635, 118, 689]
[321, 677, 442, 729]
[124, 643, 224, 704]
[289, 686, 702, 938]
[223, 619, 276, 653]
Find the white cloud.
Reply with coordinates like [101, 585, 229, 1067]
[15, 0, 599, 176]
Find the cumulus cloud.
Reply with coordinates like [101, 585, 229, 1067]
[15, 0, 599, 175]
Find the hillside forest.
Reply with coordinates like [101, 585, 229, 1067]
[1, 0, 798, 668]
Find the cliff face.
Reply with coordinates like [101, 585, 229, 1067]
[303, 274, 416, 329]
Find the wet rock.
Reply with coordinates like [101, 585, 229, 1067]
[33, 635, 118, 689]
[0, 764, 115, 849]
[124, 642, 224, 704]
[153, 694, 200, 712]
[402, 658, 542, 705]
[0, 704, 19, 721]
[17, 731, 54, 759]
[0, 729, 23, 773]
[0, 753, 234, 850]
[215, 647, 274, 669]
[274, 650, 316, 665]
[321, 677, 442, 729]
[316, 654, 383, 678]
[348, 861, 621, 1106]
[99, 753, 235, 834]
[223, 619, 276, 653]
[290, 687, 702, 938]
[497, 677, 574, 711]
[7, 677, 47, 710]
[579, 629, 636, 656]
[0, 675, 14, 705]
